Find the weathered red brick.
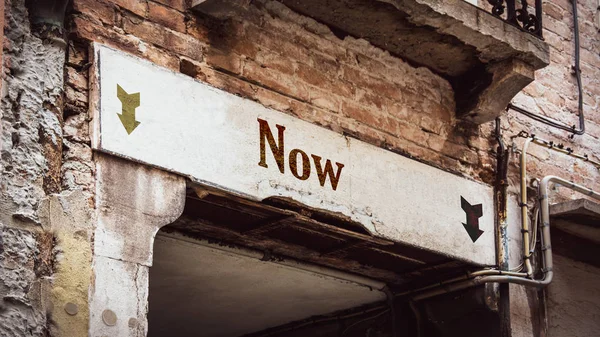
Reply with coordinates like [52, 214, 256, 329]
[148, 1, 185, 33]
[254, 87, 294, 113]
[123, 16, 204, 60]
[243, 60, 309, 101]
[66, 67, 88, 91]
[309, 87, 341, 113]
[341, 102, 385, 131]
[396, 121, 429, 145]
[65, 85, 88, 107]
[72, 16, 140, 55]
[143, 43, 180, 71]
[296, 62, 330, 88]
[110, 0, 148, 17]
[186, 15, 211, 44]
[341, 64, 401, 101]
[244, 23, 312, 64]
[151, 0, 185, 11]
[255, 50, 296, 75]
[206, 48, 242, 75]
[72, 0, 115, 25]
[544, 3, 564, 21]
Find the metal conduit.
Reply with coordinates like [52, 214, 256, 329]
[405, 136, 600, 299]
[410, 176, 600, 301]
[520, 138, 535, 277]
[524, 135, 600, 169]
[507, 0, 586, 136]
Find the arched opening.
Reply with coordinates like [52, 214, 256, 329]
[146, 184, 479, 336]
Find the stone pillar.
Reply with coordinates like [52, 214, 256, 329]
[89, 154, 186, 336]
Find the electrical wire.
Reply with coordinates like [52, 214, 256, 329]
[507, 0, 585, 137]
[530, 206, 539, 254]
[510, 262, 524, 272]
[341, 309, 390, 336]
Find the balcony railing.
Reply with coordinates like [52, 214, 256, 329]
[487, 0, 543, 38]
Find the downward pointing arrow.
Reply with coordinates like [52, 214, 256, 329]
[461, 196, 484, 242]
[116, 84, 141, 135]
[462, 222, 484, 242]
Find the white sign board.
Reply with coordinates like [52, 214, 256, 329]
[91, 44, 496, 266]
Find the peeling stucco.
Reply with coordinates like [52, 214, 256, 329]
[38, 190, 93, 337]
[1, 0, 64, 227]
[0, 0, 66, 335]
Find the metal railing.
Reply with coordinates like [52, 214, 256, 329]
[487, 0, 543, 38]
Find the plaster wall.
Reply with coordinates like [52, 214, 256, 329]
[0, 0, 71, 335]
[547, 254, 600, 337]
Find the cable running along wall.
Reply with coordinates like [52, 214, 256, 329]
[508, 0, 586, 136]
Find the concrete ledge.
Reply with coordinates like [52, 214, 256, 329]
[550, 198, 600, 227]
[190, 0, 549, 124]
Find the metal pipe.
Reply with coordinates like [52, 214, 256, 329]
[535, 0, 543, 38]
[520, 137, 534, 277]
[496, 117, 510, 271]
[496, 117, 513, 336]
[395, 269, 528, 299]
[405, 131, 600, 301]
[507, 0, 586, 136]
[412, 175, 600, 301]
[571, 0, 585, 136]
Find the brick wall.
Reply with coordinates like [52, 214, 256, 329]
[0, 0, 598, 335]
[65, 4, 600, 335]
[67, 0, 502, 188]
[497, 1, 600, 195]
[66, 0, 600, 197]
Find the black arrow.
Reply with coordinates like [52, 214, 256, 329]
[461, 196, 484, 242]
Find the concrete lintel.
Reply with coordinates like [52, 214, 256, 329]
[94, 153, 186, 266]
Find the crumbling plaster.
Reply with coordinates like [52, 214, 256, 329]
[0, 0, 67, 335]
[1, 0, 64, 227]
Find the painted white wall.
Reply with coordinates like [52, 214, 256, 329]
[91, 44, 496, 266]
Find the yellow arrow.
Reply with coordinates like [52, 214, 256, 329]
[116, 84, 141, 135]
